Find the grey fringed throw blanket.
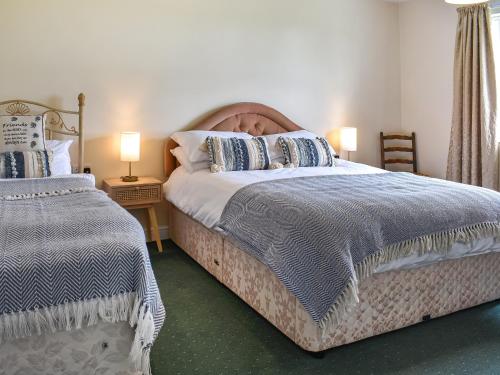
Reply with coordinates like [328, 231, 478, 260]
[219, 173, 500, 328]
[0, 176, 165, 374]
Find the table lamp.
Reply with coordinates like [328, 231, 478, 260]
[340, 127, 357, 161]
[120, 132, 140, 182]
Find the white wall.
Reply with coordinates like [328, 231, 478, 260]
[0, 0, 402, 225]
[399, 0, 458, 178]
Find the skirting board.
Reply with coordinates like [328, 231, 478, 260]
[144, 225, 169, 241]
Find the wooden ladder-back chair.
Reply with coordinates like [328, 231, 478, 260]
[379, 132, 418, 173]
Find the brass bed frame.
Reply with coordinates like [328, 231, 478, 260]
[0, 93, 85, 172]
[164, 102, 500, 353]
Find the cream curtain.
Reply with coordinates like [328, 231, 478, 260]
[447, 3, 497, 189]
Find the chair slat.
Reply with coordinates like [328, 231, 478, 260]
[382, 135, 412, 140]
[384, 158, 414, 164]
[384, 147, 413, 152]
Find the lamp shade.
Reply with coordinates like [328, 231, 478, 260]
[120, 132, 140, 162]
[340, 127, 357, 152]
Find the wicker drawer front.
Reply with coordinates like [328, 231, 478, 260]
[115, 185, 161, 206]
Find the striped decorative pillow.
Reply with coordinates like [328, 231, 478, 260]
[206, 137, 270, 173]
[278, 136, 335, 168]
[1, 150, 53, 178]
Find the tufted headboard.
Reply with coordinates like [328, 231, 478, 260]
[164, 102, 303, 177]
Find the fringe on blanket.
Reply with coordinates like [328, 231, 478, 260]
[0, 292, 155, 375]
[318, 222, 500, 331]
[0, 187, 98, 201]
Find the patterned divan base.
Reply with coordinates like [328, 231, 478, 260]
[0, 321, 138, 375]
[168, 204, 500, 352]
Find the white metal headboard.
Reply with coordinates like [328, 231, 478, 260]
[0, 93, 85, 173]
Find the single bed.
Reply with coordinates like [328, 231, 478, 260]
[0, 95, 165, 375]
[163, 102, 500, 353]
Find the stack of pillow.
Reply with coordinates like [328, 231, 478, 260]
[170, 130, 337, 174]
[0, 115, 73, 178]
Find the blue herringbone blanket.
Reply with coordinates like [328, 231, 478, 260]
[219, 173, 500, 328]
[0, 176, 165, 373]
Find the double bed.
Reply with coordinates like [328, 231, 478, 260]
[164, 102, 500, 353]
[0, 95, 164, 374]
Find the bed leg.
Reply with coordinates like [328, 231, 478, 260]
[308, 351, 325, 359]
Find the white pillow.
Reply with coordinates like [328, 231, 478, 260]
[46, 139, 73, 176]
[170, 146, 209, 174]
[171, 130, 253, 163]
[263, 130, 334, 163]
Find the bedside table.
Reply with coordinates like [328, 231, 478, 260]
[103, 177, 164, 253]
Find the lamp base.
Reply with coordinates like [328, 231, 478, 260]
[121, 175, 138, 182]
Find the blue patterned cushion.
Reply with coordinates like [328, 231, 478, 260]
[2, 150, 52, 178]
[206, 137, 270, 173]
[278, 136, 334, 168]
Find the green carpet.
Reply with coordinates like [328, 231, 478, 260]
[149, 241, 500, 375]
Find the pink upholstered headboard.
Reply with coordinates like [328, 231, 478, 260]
[164, 102, 303, 177]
